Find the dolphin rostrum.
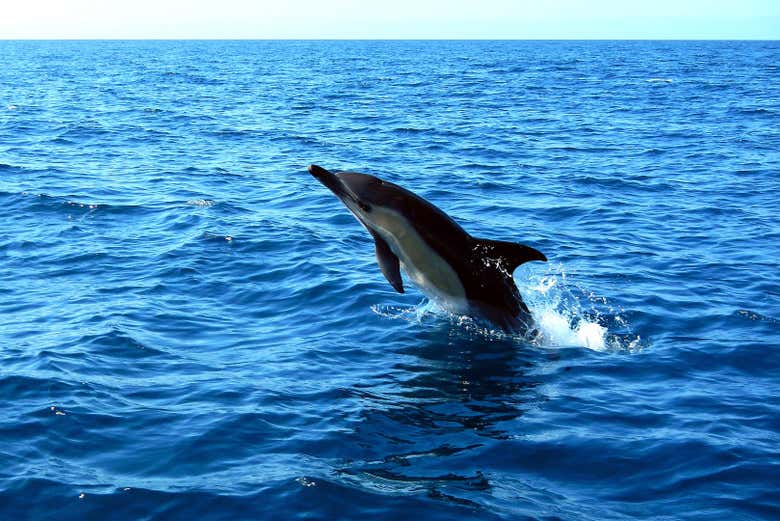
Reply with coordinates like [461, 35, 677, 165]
[309, 164, 547, 331]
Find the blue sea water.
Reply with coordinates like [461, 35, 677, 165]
[1, 40, 779, 520]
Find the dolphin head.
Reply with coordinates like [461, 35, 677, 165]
[309, 164, 402, 225]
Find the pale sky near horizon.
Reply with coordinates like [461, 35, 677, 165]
[0, 0, 778, 40]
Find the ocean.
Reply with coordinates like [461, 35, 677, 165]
[0, 40, 778, 520]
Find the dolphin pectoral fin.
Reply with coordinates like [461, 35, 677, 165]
[370, 231, 404, 294]
[473, 238, 547, 273]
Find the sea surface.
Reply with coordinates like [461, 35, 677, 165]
[1, 40, 779, 520]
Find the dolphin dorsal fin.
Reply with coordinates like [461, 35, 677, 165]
[370, 230, 404, 294]
[472, 238, 547, 274]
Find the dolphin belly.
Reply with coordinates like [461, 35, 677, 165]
[370, 207, 467, 312]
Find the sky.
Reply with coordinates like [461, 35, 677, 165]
[0, 0, 778, 39]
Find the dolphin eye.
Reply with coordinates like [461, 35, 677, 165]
[359, 202, 372, 212]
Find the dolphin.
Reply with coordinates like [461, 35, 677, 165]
[309, 164, 547, 331]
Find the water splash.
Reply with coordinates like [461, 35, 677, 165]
[371, 301, 514, 341]
[519, 265, 641, 352]
[371, 299, 440, 324]
[372, 265, 640, 352]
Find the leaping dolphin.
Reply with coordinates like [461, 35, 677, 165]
[309, 164, 547, 331]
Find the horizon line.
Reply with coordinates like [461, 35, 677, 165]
[1, 37, 778, 42]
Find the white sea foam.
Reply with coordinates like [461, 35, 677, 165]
[534, 308, 608, 350]
[187, 199, 215, 207]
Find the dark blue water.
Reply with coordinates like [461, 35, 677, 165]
[1, 40, 779, 520]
